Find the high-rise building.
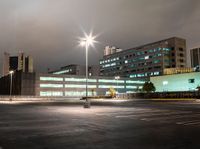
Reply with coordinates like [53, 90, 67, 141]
[99, 37, 187, 80]
[2, 52, 34, 76]
[190, 47, 200, 68]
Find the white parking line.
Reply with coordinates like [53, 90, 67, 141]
[176, 120, 200, 125]
[115, 111, 193, 119]
[183, 121, 200, 126]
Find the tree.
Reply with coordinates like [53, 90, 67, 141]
[108, 87, 116, 98]
[142, 82, 156, 93]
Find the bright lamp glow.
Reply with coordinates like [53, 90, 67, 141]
[80, 33, 96, 47]
[9, 70, 14, 74]
[115, 76, 120, 80]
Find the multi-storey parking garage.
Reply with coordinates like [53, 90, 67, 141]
[36, 73, 144, 97]
[0, 71, 145, 97]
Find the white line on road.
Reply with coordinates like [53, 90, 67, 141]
[183, 121, 200, 126]
[176, 120, 200, 125]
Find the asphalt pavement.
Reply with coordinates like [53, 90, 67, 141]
[0, 100, 200, 149]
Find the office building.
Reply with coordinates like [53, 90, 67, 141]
[2, 52, 33, 76]
[99, 37, 187, 80]
[49, 64, 100, 76]
[150, 72, 200, 92]
[0, 71, 145, 97]
[190, 47, 200, 68]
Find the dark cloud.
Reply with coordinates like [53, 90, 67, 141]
[0, 0, 200, 75]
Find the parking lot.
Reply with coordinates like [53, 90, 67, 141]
[0, 100, 200, 149]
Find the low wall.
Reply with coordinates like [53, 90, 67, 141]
[117, 92, 200, 99]
[0, 96, 80, 101]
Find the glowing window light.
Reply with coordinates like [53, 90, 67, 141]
[126, 91, 135, 93]
[98, 85, 124, 89]
[105, 64, 111, 67]
[126, 80, 145, 84]
[126, 86, 137, 89]
[98, 79, 124, 83]
[145, 56, 149, 60]
[65, 84, 97, 88]
[53, 70, 70, 74]
[40, 84, 63, 88]
[65, 91, 97, 97]
[40, 91, 63, 96]
[65, 78, 97, 82]
[111, 62, 116, 66]
[40, 77, 63, 81]
[163, 81, 168, 85]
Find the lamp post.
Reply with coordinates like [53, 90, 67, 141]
[80, 33, 96, 108]
[9, 70, 14, 101]
[115, 76, 120, 97]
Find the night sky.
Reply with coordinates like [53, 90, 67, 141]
[0, 0, 200, 75]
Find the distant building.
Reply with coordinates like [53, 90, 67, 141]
[104, 46, 122, 56]
[0, 70, 36, 96]
[100, 37, 187, 80]
[49, 64, 100, 76]
[2, 52, 33, 76]
[190, 47, 200, 68]
[151, 72, 200, 92]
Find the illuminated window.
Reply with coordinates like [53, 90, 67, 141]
[98, 85, 124, 89]
[126, 80, 145, 84]
[126, 86, 137, 89]
[98, 79, 124, 83]
[154, 60, 161, 64]
[111, 63, 116, 66]
[105, 64, 111, 67]
[40, 84, 63, 88]
[40, 77, 63, 81]
[53, 70, 70, 74]
[65, 78, 97, 82]
[130, 74, 137, 78]
[145, 56, 149, 60]
[65, 91, 97, 97]
[40, 91, 63, 96]
[163, 81, 168, 85]
[65, 84, 97, 88]
[154, 72, 160, 75]
[139, 86, 143, 89]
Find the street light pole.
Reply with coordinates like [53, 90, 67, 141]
[80, 33, 96, 108]
[115, 76, 120, 98]
[9, 71, 14, 101]
[85, 42, 89, 105]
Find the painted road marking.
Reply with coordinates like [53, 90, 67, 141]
[183, 121, 200, 126]
[115, 111, 193, 119]
[176, 120, 200, 125]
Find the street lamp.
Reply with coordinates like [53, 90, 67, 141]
[9, 70, 14, 101]
[115, 76, 120, 97]
[80, 33, 96, 108]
